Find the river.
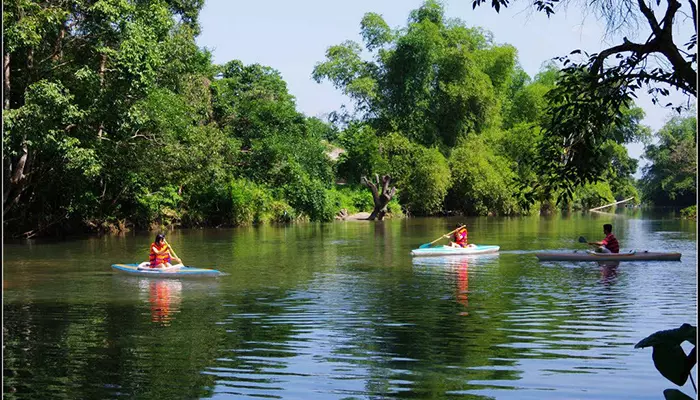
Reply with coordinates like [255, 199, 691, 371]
[3, 210, 697, 399]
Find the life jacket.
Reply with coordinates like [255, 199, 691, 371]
[454, 227, 468, 247]
[149, 242, 171, 267]
[602, 233, 620, 253]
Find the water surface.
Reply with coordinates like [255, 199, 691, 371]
[4, 210, 697, 399]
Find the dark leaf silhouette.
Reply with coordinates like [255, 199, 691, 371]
[652, 345, 690, 386]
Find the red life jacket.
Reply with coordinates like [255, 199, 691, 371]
[149, 242, 171, 267]
[601, 233, 619, 253]
[454, 227, 468, 247]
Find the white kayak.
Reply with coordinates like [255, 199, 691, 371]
[535, 250, 682, 262]
[411, 244, 500, 257]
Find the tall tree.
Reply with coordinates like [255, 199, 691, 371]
[313, 0, 517, 150]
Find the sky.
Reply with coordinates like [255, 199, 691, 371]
[195, 0, 696, 176]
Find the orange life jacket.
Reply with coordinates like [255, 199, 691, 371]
[454, 227, 468, 247]
[149, 242, 171, 267]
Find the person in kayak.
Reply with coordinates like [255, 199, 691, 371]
[446, 224, 469, 248]
[149, 233, 181, 268]
[588, 224, 620, 253]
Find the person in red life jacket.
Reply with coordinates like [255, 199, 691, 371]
[446, 224, 469, 248]
[149, 233, 181, 268]
[587, 224, 620, 253]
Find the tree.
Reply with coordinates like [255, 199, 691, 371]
[379, 133, 451, 215]
[471, 0, 696, 200]
[446, 135, 518, 215]
[2, 0, 211, 236]
[472, 0, 696, 100]
[361, 174, 397, 220]
[640, 113, 697, 207]
[313, 0, 517, 150]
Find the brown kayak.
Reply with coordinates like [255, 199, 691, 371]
[535, 250, 682, 262]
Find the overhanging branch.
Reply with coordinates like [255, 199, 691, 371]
[638, 0, 662, 33]
[590, 37, 659, 74]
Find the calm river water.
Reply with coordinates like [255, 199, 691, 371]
[3, 210, 697, 399]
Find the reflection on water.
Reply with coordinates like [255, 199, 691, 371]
[457, 259, 469, 313]
[599, 262, 620, 284]
[2, 216, 697, 399]
[139, 279, 183, 326]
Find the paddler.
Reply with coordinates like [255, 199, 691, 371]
[587, 224, 620, 253]
[445, 224, 468, 248]
[149, 233, 181, 268]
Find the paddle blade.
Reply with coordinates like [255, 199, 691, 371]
[578, 236, 587, 243]
[419, 243, 433, 248]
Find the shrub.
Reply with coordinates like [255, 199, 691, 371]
[135, 184, 183, 228]
[570, 182, 615, 211]
[446, 136, 518, 215]
[680, 205, 696, 220]
[380, 133, 451, 215]
[282, 166, 335, 222]
[229, 178, 274, 226]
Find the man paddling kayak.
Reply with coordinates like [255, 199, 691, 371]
[150, 233, 181, 268]
[587, 224, 620, 253]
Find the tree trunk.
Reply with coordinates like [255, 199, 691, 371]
[98, 53, 107, 138]
[52, 23, 66, 62]
[4, 52, 10, 110]
[361, 174, 397, 220]
[3, 139, 29, 217]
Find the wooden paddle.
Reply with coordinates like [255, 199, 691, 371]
[419, 225, 466, 249]
[163, 239, 183, 266]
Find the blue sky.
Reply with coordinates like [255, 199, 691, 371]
[195, 0, 695, 175]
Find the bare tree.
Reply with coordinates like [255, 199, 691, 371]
[361, 174, 397, 220]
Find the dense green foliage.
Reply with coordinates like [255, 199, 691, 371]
[680, 206, 696, 220]
[2, 0, 347, 237]
[471, 0, 696, 198]
[640, 114, 697, 207]
[314, 1, 646, 216]
[3, 0, 668, 238]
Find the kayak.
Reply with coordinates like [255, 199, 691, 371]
[112, 262, 223, 277]
[535, 250, 682, 262]
[411, 245, 500, 257]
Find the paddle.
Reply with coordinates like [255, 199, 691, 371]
[163, 239, 183, 266]
[419, 225, 466, 249]
[579, 236, 597, 247]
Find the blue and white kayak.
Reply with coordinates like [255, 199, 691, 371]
[112, 262, 223, 278]
[411, 245, 500, 257]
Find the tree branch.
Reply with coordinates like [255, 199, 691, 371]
[361, 175, 379, 199]
[660, 0, 682, 35]
[590, 37, 658, 73]
[638, 0, 662, 33]
[601, 71, 694, 92]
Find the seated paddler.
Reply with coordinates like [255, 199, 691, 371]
[149, 233, 181, 268]
[446, 224, 469, 248]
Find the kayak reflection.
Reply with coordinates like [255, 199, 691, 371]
[139, 279, 182, 326]
[598, 261, 620, 284]
[457, 259, 469, 314]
